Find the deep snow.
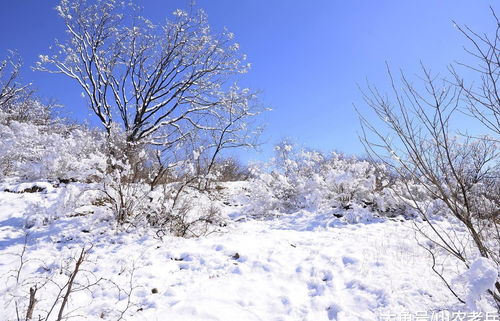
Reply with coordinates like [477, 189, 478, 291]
[0, 182, 498, 320]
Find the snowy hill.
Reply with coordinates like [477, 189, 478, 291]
[0, 181, 497, 321]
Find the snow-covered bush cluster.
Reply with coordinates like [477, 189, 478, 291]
[0, 99, 107, 182]
[76, 129, 225, 236]
[245, 142, 405, 218]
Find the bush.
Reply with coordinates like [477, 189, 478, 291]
[0, 100, 107, 182]
[244, 142, 403, 218]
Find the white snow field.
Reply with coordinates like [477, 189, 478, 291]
[0, 182, 498, 321]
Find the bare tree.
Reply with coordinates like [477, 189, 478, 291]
[358, 10, 500, 307]
[451, 7, 500, 136]
[358, 61, 499, 306]
[196, 86, 262, 189]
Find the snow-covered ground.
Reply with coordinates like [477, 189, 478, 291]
[0, 182, 498, 320]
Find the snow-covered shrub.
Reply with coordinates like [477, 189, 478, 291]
[245, 143, 403, 218]
[204, 157, 250, 183]
[101, 163, 150, 225]
[102, 174, 225, 236]
[23, 183, 90, 228]
[97, 126, 152, 224]
[343, 206, 378, 224]
[98, 132, 225, 236]
[0, 94, 52, 126]
[0, 100, 107, 182]
[147, 186, 224, 238]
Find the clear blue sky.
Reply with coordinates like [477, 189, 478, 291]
[0, 1, 497, 162]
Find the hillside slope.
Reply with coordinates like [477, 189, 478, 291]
[0, 182, 497, 320]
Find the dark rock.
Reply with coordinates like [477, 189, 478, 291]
[21, 186, 46, 193]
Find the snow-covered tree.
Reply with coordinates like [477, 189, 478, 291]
[37, 0, 261, 156]
[0, 51, 26, 109]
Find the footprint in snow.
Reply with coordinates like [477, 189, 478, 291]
[231, 266, 242, 274]
[342, 256, 358, 267]
[327, 304, 341, 320]
[321, 270, 333, 282]
[345, 279, 389, 308]
[307, 281, 326, 296]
